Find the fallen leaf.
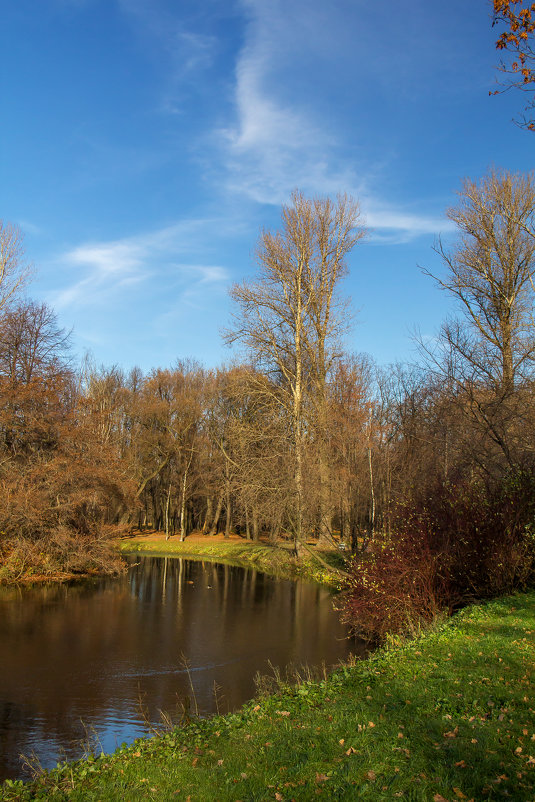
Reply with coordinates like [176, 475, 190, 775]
[339, 738, 345, 745]
[433, 795, 449, 802]
[366, 770, 376, 781]
[453, 788, 467, 799]
[315, 773, 328, 783]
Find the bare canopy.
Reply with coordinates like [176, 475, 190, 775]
[0, 221, 31, 313]
[225, 190, 366, 546]
[425, 169, 535, 394]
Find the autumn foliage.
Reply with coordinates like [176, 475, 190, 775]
[0, 302, 134, 581]
[493, 0, 535, 128]
[2, 173, 535, 653]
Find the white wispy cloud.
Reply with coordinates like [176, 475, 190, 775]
[117, 0, 217, 114]
[217, 0, 449, 241]
[219, 0, 343, 204]
[51, 221, 230, 311]
[364, 203, 455, 243]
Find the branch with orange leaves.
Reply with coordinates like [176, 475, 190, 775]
[492, 0, 535, 129]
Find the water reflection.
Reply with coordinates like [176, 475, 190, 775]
[0, 555, 363, 781]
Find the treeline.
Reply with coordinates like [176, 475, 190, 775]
[1, 172, 535, 635]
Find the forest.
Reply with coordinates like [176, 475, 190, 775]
[1, 169, 535, 640]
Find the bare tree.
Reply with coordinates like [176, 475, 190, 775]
[423, 168, 535, 468]
[0, 301, 71, 385]
[225, 191, 365, 550]
[0, 222, 31, 312]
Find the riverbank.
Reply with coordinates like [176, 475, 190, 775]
[114, 531, 346, 585]
[0, 536, 126, 586]
[2, 590, 534, 800]
[0, 531, 344, 587]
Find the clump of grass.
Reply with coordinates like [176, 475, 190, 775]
[3, 590, 534, 800]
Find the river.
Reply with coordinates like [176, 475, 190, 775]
[0, 554, 362, 781]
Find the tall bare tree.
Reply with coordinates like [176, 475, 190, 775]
[0, 301, 71, 385]
[0, 222, 31, 313]
[226, 191, 365, 549]
[423, 168, 535, 468]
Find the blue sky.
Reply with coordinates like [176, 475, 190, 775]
[3, 0, 534, 373]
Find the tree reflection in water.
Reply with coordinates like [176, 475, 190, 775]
[0, 555, 363, 781]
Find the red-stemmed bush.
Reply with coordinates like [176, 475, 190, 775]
[338, 471, 535, 642]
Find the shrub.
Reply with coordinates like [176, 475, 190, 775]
[339, 471, 535, 642]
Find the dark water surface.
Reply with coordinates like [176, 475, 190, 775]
[0, 555, 361, 781]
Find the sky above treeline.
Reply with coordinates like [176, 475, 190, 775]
[3, 0, 534, 373]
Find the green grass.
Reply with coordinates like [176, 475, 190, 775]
[115, 537, 344, 586]
[3, 591, 534, 800]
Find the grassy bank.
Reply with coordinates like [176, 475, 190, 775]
[3, 590, 534, 800]
[114, 534, 345, 585]
[0, 533, 344, 587]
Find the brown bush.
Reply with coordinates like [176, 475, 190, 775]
[338, 471, 535, 642]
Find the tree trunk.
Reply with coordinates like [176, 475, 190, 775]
[180, 467, 188, 542]
[164, 483, 171, 540]
[202, 496, 213, 534]
[245, 505, 251, 540]
[252, 508, 259, 541]
[210, 490, 224, 535]
[224, 492, 231, 538]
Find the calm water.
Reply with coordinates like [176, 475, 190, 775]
[0, 555, 361, 781]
